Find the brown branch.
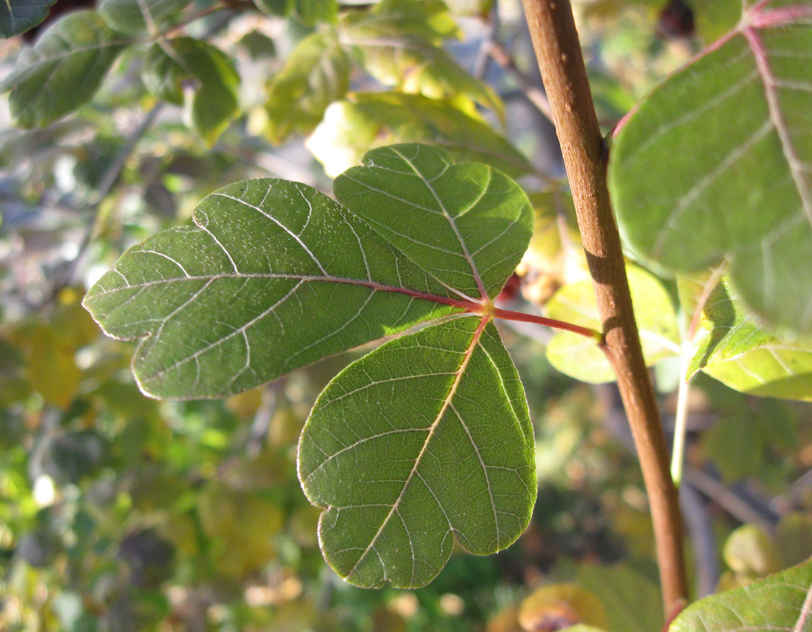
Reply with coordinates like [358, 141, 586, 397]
[519, 0, 688, 614]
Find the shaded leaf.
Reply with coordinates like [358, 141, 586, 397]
[690, 279, 812, 400]
[83, 176, 457, 399]
[298, 316, 535, 588]
[670, 558, 812, 632]
[264, 31, 350, 143]
[333, 144, 533, 300]
[576, 564, 663, 632]
[0, 11, 129, 128]
[0, 0, 56, 38]
[98, 0, 192, 34]
[610, 1, 812, 333]
[143, 38, 240, 146]
[306, 92, 535, 177]
[545, 265, 680, 383]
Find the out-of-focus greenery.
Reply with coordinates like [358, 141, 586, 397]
[1, 1, 812, 630]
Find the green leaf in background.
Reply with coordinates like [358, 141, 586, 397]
[298, 316, 536, 588]
[333, 144, 533, 300]
[306, 92, 535, 177]
[143, 38, 240, 146]
[98, 0, 193, 34]
[264, 31, 351, 144]
[0, 0, 56, 38]
[576, 564, 663, 632]
[351, 35, 504, 121]
[610, 1, 812, 333]
[670, 557, 812, 632]
[254, 0, 338, 26]
[689, 279, 812, 400]
[0, 11, 129, 128]
[545, 265, 680, 383]
[83, 176, 458, 399]
[344, 0, 460, 42]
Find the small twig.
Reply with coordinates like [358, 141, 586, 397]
[670, 352, 692, 485]
[48, 103, 164, 301]
[520, 0, 687, 614]
[483, 38, 553, 122]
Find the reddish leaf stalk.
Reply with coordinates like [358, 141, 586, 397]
[520, 0, 688, 613]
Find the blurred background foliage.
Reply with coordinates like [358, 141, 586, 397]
[1, 0, 811, 630]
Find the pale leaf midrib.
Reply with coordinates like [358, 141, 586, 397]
[344, 315, 490, 584]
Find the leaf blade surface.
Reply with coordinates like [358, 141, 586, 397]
[298, 315, 536, 588]
[83, 178, 459, 399]
[610, 1, 812, 332]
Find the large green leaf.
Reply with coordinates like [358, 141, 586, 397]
[0, 0, 56, 38]
[670, 557, 812, 632]
[0, 11, 130, 128]
[333, 144, 533, 300]
[143, 38, 240, 146]
[83, 177, 458, 399]
[98, 0, 193, 34]
[545, 265, 680, 383]
[298, 315, 535, 588]
[689, 279, 812, 400]
[306, 92, 535, 177]
[610, 1, 812, 333]
[264, 31, 351, 144]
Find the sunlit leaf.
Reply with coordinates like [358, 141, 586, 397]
[264, 31, 350, 144]
[344, 0, 460, 42]
[298, 316, 535, 588]
[98, 0, 192, 34]
[143, 38, 240, 146]
[255, 0, 338, 26]
[333, 143, 533, 300]
[610, 1, 812, 333]
[670, 558, 812, 632]
[83, 176, 456, 399]
[689, 279, 812, 400]
[545, 265, 680, 383]
[306, 92, 535, 177]
[0, 11, 129, 128]
[0, 0, 56, 37]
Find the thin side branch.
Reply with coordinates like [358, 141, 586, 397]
[520, 0, 688, 613]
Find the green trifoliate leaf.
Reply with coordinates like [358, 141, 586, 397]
[98, 0, 193, 34]
[334, 144, 533, 301]
[0, 0, 56, 37]
[669, 557, 812, 632]
[306, 92, 535, 177]
[610, 1, 812, 333]
[689, 279, 812, 400]
[545, 265, 680, 383]
[0, 11, 129, 128]
[298, 315, 535, 588]
[143, 38, 240, 146]
[264, 31, 351, 144]
[83, 177, 461, 399]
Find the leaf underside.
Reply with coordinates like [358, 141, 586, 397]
[670, 557, 812, 632]
[298, 316, 536, 589]
[84, 143, 536, 587]
[610, 0, 812, 333]
[690, 279, 812, 400]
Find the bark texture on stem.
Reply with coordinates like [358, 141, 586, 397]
[520, 0, 688, 614]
